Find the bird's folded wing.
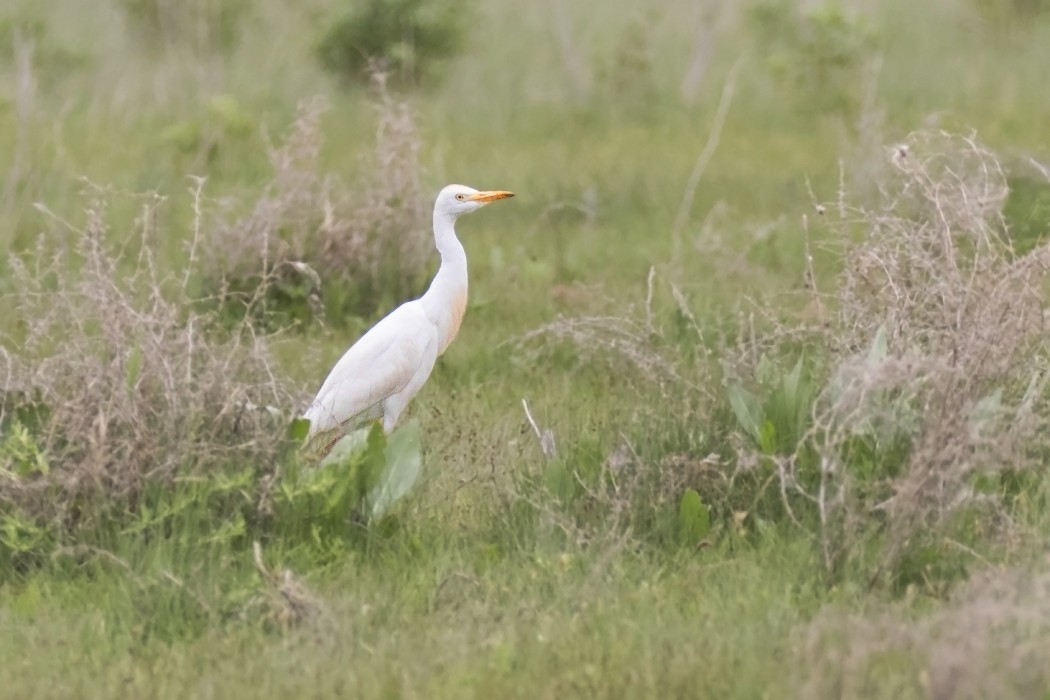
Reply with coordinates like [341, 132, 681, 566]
[303, 303, 433, 436]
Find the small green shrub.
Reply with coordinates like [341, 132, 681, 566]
[0, 415, 423, 583]
[533, 131, 1050, 588]
[724, 132, 1050, 585]
[677, 488, 712, 545]
[749, 0, 873, 117]
[317, 0, 468, 88]
[0, 420, 419, 636]
[1003, 174, 1050, 253]
[290, 418, 423, 532]
[0, 183, 301, 569]
[160, 94, 256, 168]
[593, 19, 659, 116]
[727, 355, 818, 458]
[0, 421, 49, 480]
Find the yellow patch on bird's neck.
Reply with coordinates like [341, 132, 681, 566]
[441, 288, 468, 354]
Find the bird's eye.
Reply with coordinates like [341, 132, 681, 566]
[455, 193, 466, 201]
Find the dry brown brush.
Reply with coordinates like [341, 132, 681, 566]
[731, 130, 1050, 581]
[797, 560, 1050, 699]
[500, 131, 1049, 573]
[205, 81, 430, 322]
[0, 183, 299, 523]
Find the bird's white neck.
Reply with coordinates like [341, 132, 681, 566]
[421, 211, 469, 354]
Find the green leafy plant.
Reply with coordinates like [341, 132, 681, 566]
[160, 94, 256, 167]
[0, 416, 424, 577]
[317, 0, 468, 88]
[749, 0, 873, 117]
[0, 183, 298, 565]
[0, 420, 49, 479]
[367, 421, 423, 521]
[1003, 174, 1050, 254]
[593, 19, 659, 116]
[0, 512, 53, 567]
[0, 419, 55, 569]
[722, 132, 1050, 587]
[274, 419, 424, 543]
[727, 355, 818, 456]
[677, 488, 712, 545]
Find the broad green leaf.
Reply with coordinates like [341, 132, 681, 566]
[287, 417, 312, 442]
[728, 384, 764, 442]
[677, 488, 711, 543]
[125, 345, 143, 390]
[360, 422, 388, 493]
[866, 325, 888, 366]
[783, 356, 804, 406]
[758, 420, 778, 455]
[369, 419, 423, 520]
[3, 422, 49, 477]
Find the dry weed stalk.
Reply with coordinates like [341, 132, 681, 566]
[798, 562, 1050, 699]
[207, 79, 430, 315]
[759, 130, 1050, 579]
[0, 182, 298, 518]
[251, 540, 323, 628]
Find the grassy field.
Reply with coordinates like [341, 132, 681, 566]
[3, 0, 1050, 697]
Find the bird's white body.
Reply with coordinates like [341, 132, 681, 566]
[302, 184, 513, 454]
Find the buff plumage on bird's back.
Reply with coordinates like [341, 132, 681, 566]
[301, 184, 514, 458]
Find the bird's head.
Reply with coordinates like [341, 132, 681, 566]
[435, 184, 515, 219]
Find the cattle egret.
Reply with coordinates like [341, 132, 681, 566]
[302, 184, 514, 455]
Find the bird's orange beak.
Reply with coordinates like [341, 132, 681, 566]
[468, 190, 515, 203]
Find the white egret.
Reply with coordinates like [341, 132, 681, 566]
[302, 184, 514, 456]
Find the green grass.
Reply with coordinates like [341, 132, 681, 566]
[1, 534, 827, 699]
[4, 0, 1050, 696]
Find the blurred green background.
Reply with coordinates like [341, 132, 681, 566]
[2, 0, 1050, 697]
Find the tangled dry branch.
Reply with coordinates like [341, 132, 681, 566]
[776, 130, 1050, 578]
[206, 80, 431, 317]
[798, 561, 1050, 699]
[0, 183, 300, 518]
